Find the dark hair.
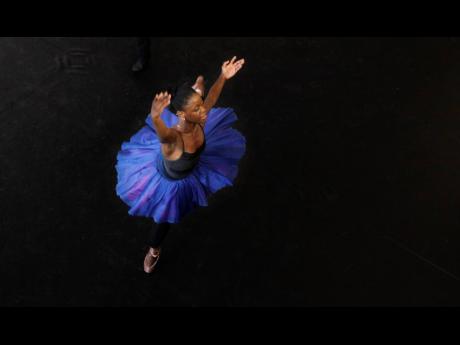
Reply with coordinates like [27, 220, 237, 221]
[167, 81, 197, 114]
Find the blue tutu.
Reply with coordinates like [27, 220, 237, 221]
[115, 107, 246, 223]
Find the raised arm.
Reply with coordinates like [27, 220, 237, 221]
[150, 92, 177, 144]
[203, 56, 245, 113]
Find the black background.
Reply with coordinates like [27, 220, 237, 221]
[2, 11, 460, 307]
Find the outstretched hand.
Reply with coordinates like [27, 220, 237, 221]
[221, 56, 245, 80]
[151, 92, 171, 116]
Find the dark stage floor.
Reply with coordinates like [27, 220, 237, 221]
[1, 37, 460, 306]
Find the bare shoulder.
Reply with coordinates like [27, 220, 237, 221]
[158, 127, 179, 144]
[161, 128, 180, 155]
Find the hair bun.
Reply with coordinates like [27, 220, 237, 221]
[166, 80, 196, 114]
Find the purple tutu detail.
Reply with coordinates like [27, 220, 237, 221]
[115, 107, 246, 223]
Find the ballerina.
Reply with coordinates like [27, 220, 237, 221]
[115, 56, 246, 273]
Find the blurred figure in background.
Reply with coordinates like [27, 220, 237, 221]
[132, 37, 150, 72]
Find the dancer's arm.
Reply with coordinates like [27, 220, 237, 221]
[150, 92, 177, 144]
[203, 56, 245, 113]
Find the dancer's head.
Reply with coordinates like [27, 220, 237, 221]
[168, 82, 206, 124]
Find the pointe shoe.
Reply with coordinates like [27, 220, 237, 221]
[143, 247, 161, 273]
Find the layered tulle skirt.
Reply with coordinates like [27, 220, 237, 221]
[115, 107, 246, 223]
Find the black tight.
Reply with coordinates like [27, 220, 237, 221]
[136, 37, 150, 61]
[147, 222, 171, 248]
